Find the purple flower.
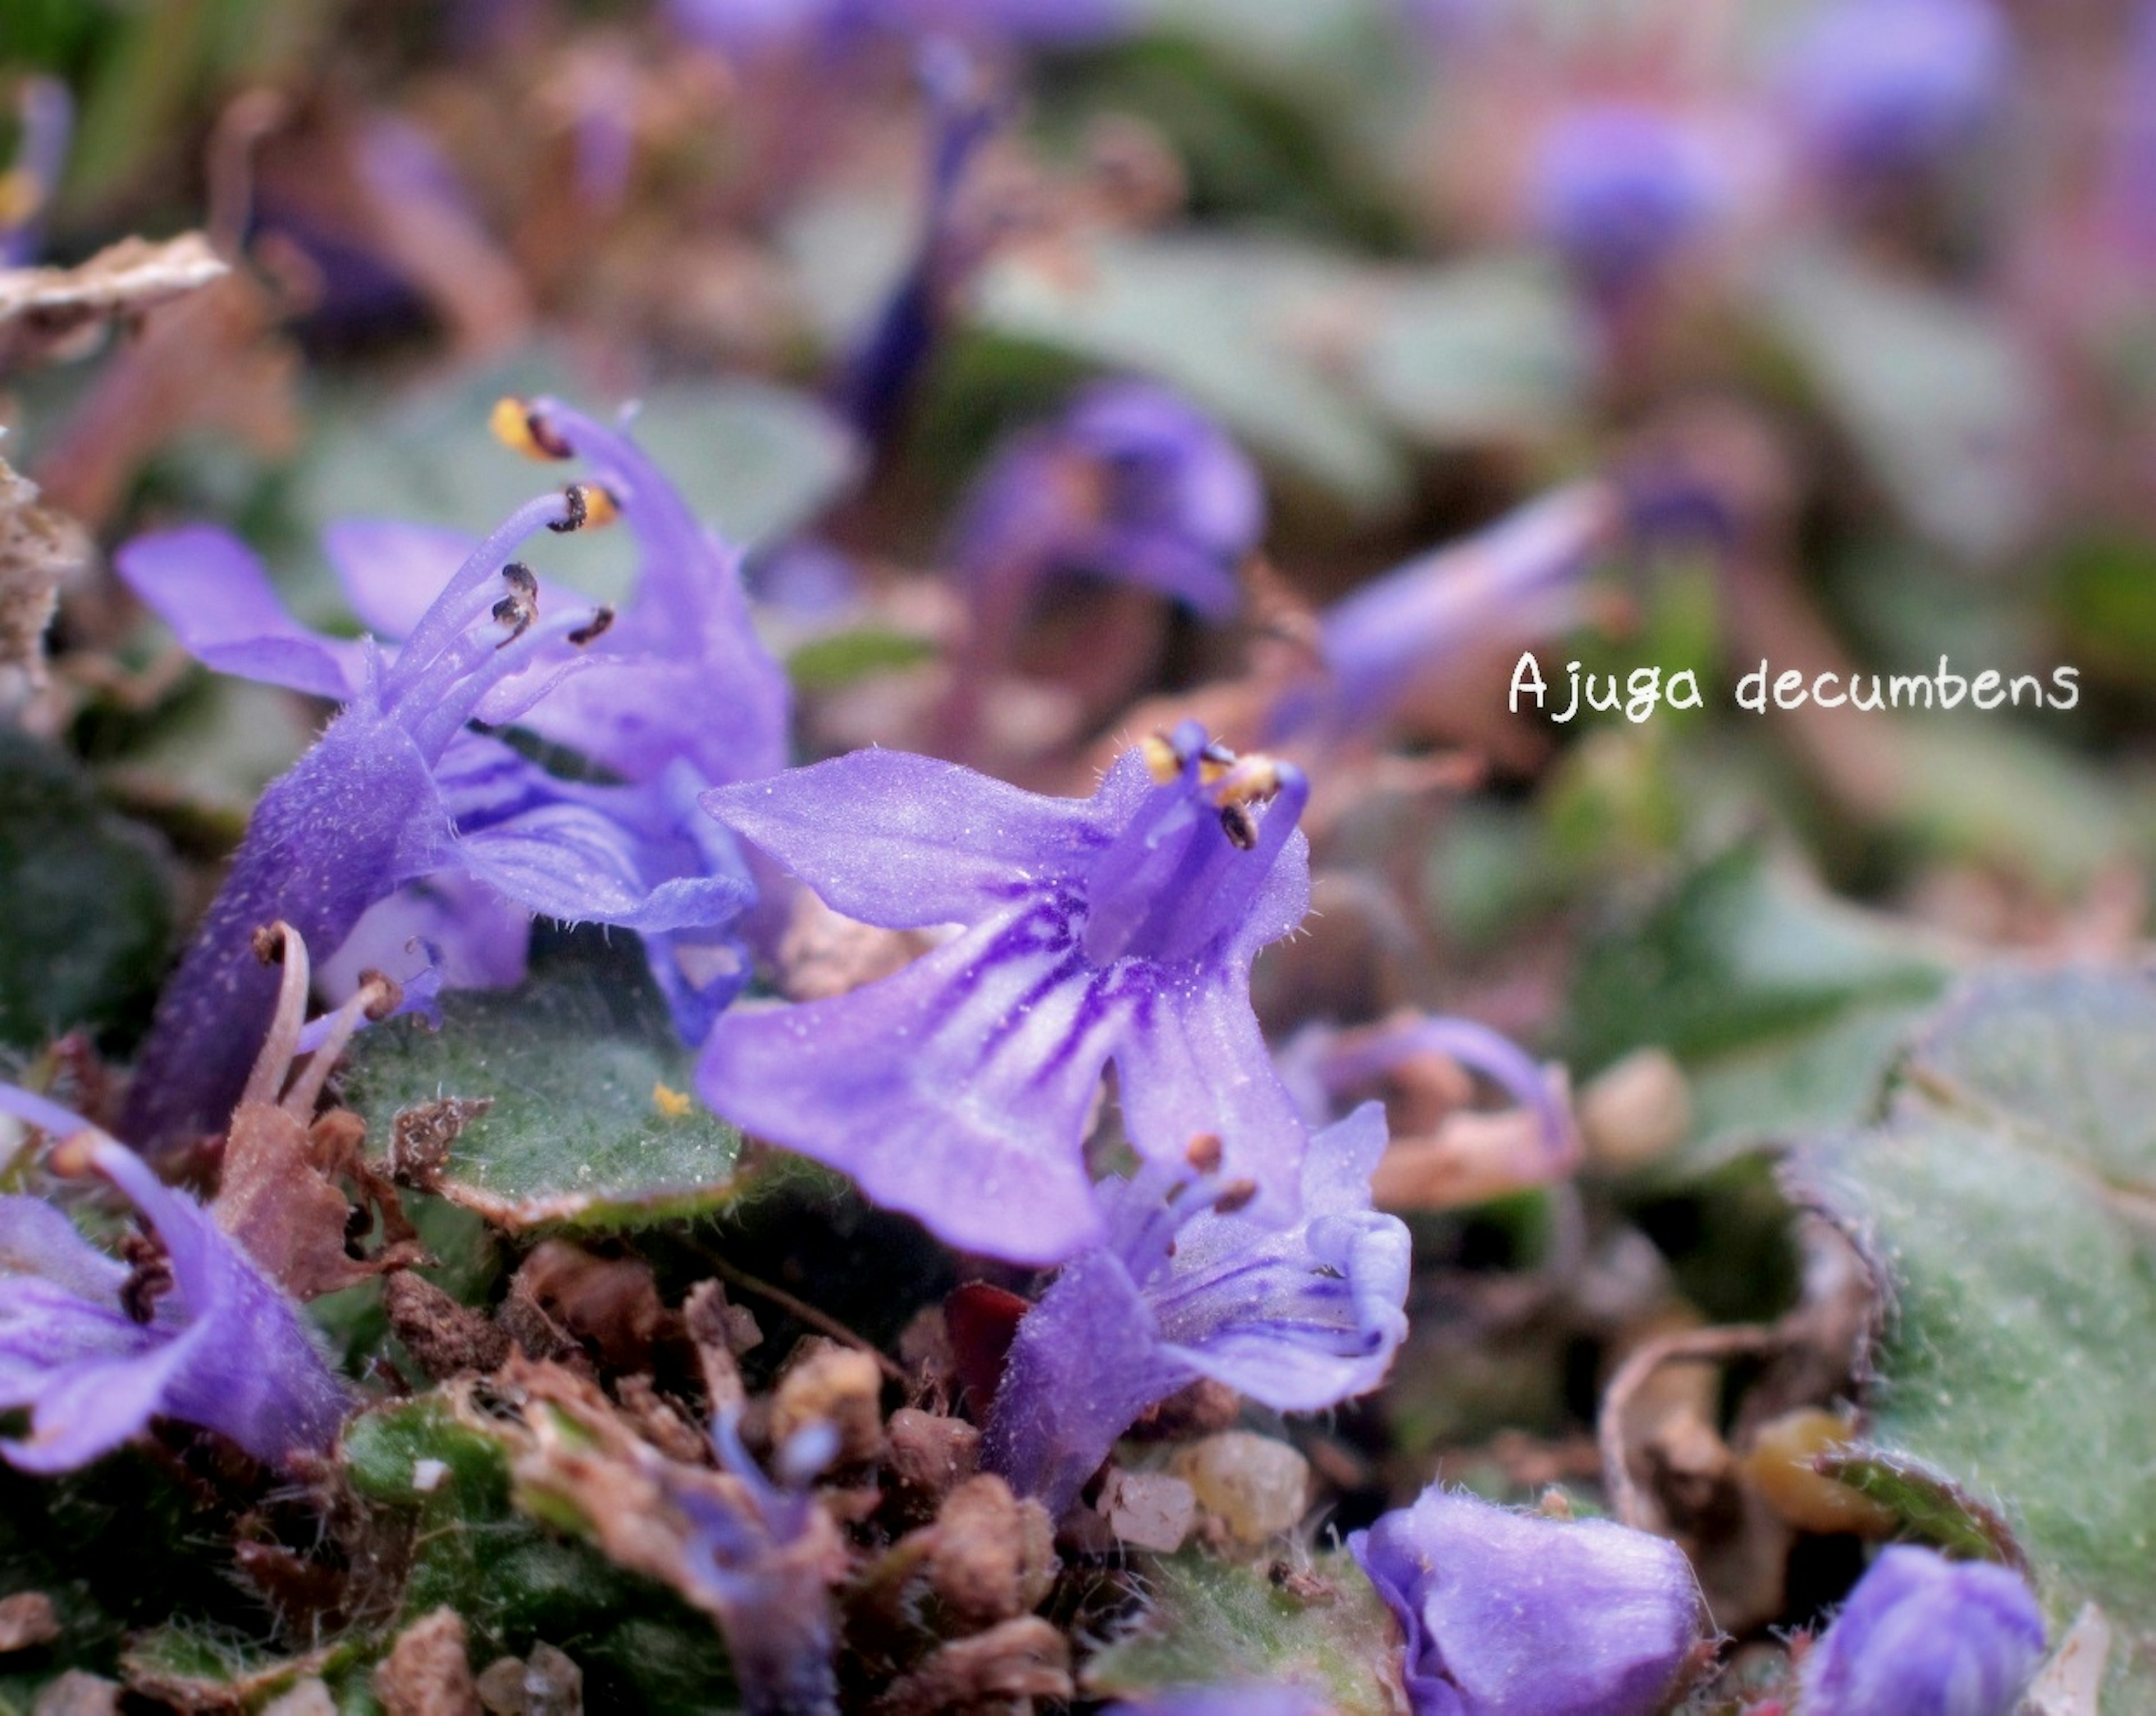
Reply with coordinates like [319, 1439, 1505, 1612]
[982, 1102, 1408, 1515]
[668, 0, 1120, 57]
[1267, 482, 1618, 744]
[1531, 105, 1721, 296]
[697, 721, 1313, 1262]
[952, 381, 1263, 623]
[1279, 1014, 1570, 1155]
[0, 76, 72, 268]
[485, 396, 791, 790]
[829, 39, 1003, 447]
[116, 481, 755, 1150]
[1783, 0, 2009, 183]
[1349, 1486, 1704, 1716]
[669, 1412, 846, 1716]
[1801, 1546, 2045, 1716]
[0, 1086, 350, 1473]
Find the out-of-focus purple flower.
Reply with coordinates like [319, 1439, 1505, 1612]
[1801, 1546, 2045, 1716]
[953, 381, 1262, 622]
[1268, 481, 1618, 744]
[1280, 1014, 1572, 1155]
[0, 1087, 350, 1473]
[983, 1102, 1407, 1515]
[1531, 106, 1722, 296]
[1350, 1486, 1704, 1716]
[0, 77, 72, 268]
[697, 720, 1312, 1262]
[830, 39, 1002, 447]
[668, 0, 1119, 57]
[116, 481, 756, 1150]
[668, 1412, 846, 1716]
[1783, 0, 2009, 184]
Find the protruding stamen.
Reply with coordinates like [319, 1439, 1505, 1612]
[568, 606, 615, 646]
[492, 562, 540, 647]
[240, 921, 311, 1113]
[280, 968, 395, 1122]
[491, 396, 574, 461]
[550, 482, 620, 534]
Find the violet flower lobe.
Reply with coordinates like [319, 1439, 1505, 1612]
[116, 484, 753, 1150]
[952, 380, 1262, 623]
[1349, 1485, 1705, 1716]
[697, 721, 1312, 1262]
[0, 1086, 350, 1473]
[1267, 481, 1619, 745]
[982, 1102, 1408, 1516]
[1801, 1545, 2045, 1716]
[1782, 0, 2009, 185]
[1531, 104, 1723, 299]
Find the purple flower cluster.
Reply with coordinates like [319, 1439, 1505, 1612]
[1802, 1546, 2045, 1716]
[0, 1085, 348, 1472]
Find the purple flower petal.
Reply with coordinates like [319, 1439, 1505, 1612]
[1802, 1545, 2045, 1716]
[700, 729, 1314, 1261]
[1349, 1486, 1703, 1716]
[701, 748, 1102, 930]
[321, 518, 485, 640]
[115, 525, 363, 701]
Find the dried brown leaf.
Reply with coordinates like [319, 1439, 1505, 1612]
[0, 234, 227, 370]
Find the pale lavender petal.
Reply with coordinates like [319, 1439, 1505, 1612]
[703, 748, 1107, 930]
[0, 1197, 130, 1302]
[3, 1333, 196, 1474]
[115, 526, 362, 699]
[1349, 1486, 1703, 1716]
[697, 923, 1112, 1261]
[979, 1247, 1192, 1514]
[321, 518, 484, 640]
[0, 1279, 161, 1404]
[1109, 980, 1308, 1232]
[318, 872, 529, 1000]
[1803, 1545, 2044, 1716]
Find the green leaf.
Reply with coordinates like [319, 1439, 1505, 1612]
[340, 1398, 738, 1708]
[1565, 841, 1952, 1075]
[976, 233, 1409, 513]
[1565, 842, 1956, 1177]
[785, 626, 938, 692]
[0, 731, 173, 1051]
[1355, 257, 1590, 446]
[1085, 1552, 1404, 1714]
[1752, 249, 2039, 562]
[339, 963, 746, 1230]
[1788, 967, 2156, 1711]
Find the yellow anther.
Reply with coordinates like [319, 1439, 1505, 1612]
[1211, 754, 1285, 808]
[1141, 733, 1182, 784]
[490, 396, 571, 461]
[47, 1132, 101, 1178]
[578, 482, 620, 528]
[652, 1082, 693, 1120]
[0, 168, 40, 228]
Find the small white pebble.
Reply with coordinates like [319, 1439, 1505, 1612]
[412, 1457, 449, 1493]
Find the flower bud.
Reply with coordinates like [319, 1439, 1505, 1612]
[1802, 1545, 2045, 1716]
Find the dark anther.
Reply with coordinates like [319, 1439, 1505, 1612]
[568, 607, 616, 647]
[118, 1232, 173, 1325]
[356, 969, 404, 1021]
[521, 407, 572, 460]
[250, 923, 287, 965]
[1219, 803, 1260, 850]
[1212, 1178, 1259, 1215]
[551, 484, 590, 533]
[492, 562, 540, 647]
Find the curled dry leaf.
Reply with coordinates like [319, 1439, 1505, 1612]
[0, 232, 227, 370]
[0, 1591, 59, 1653]
[0, 456, 88, 693]
[373, 1607, 482, 1716]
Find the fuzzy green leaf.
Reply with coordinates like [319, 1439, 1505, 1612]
[1789, 966, 2156, 1710]
[1084, 1552, 1404, 1714]
[339, 963, 746, 1230]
